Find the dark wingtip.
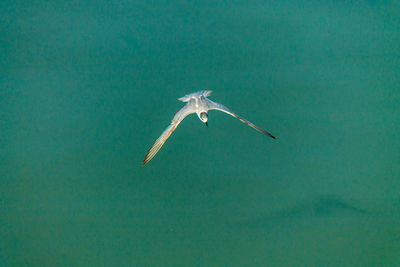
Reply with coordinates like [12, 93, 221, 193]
[263, 131, 276, 139]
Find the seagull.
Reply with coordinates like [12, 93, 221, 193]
[142, 90, 275, 165]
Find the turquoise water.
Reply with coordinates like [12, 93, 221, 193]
[1, 1, 400, 266]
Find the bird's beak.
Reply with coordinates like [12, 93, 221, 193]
[205, 122, 208, 127]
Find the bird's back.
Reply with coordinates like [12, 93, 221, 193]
[178, 90, 212, 102]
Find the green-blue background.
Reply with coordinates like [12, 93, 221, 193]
[1, 1, 399, 266]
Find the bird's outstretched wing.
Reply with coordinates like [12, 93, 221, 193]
[206, 99, 276, 139]
[143, 104, 194, 165]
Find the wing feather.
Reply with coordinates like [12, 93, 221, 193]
[142, 104, 194, 165]
[207, 99, 276, 139]
[142, 124, 176, 165]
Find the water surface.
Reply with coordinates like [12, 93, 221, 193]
[1, 1, 399, 266]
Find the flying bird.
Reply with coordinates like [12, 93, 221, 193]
[143, 90, 275, 165]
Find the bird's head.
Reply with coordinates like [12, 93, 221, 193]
[199, 112, 208, 127]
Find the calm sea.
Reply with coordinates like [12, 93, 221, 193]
[1, 1, 399, 266]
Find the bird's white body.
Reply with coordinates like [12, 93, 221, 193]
[176, 90, 212, 122]
[143, 90, 275, 165]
